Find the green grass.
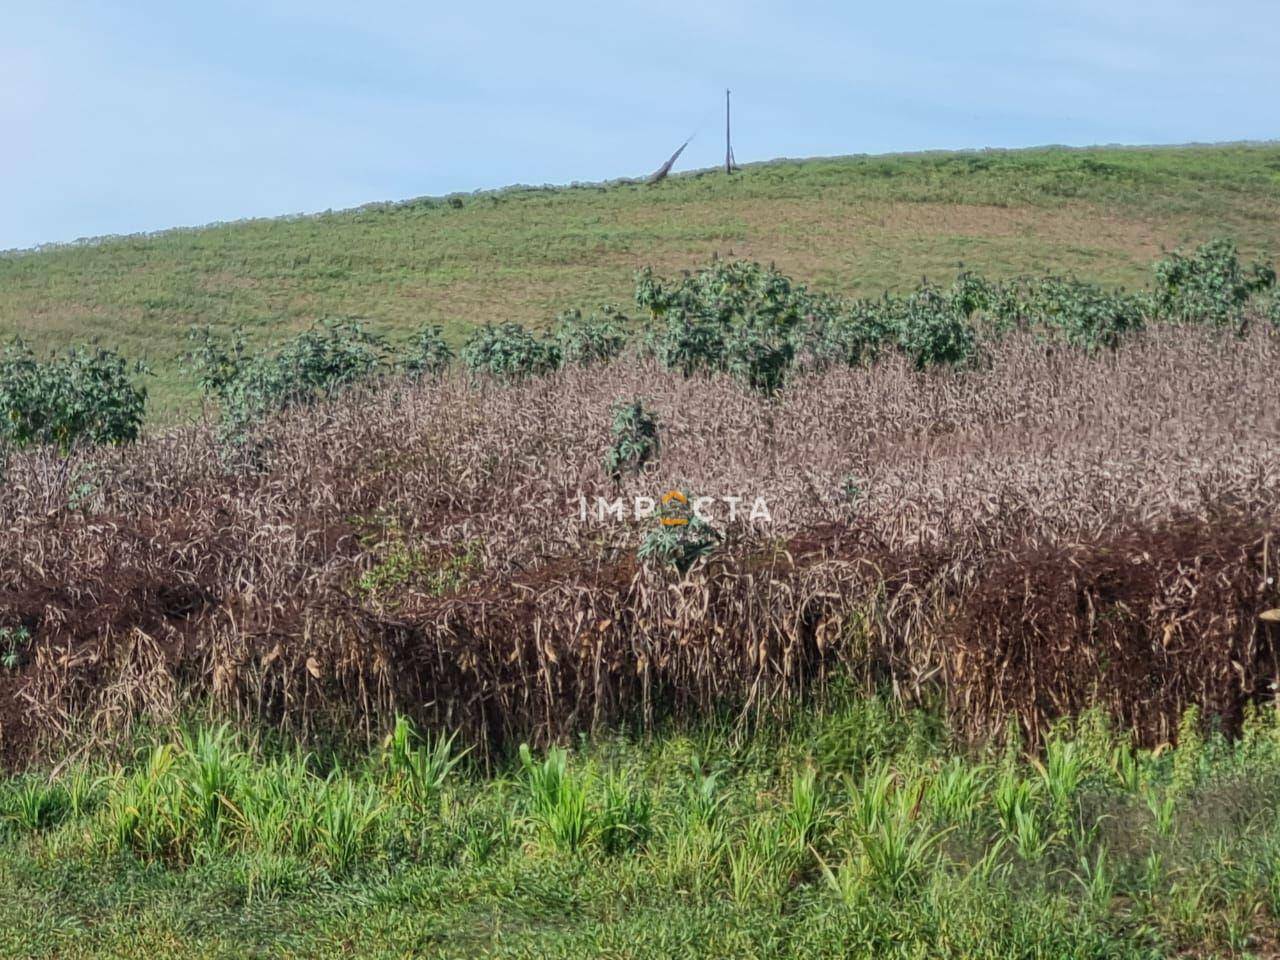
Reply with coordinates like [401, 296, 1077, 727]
[4, 143, 1280, 418]
[3, 694, 1280, 958]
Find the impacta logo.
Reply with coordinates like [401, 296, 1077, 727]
[576, 490, 772, 524]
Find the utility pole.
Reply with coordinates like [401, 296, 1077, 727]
[725, 88, 736, 174]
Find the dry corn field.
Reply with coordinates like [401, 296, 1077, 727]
[2, 325, 1279, 765]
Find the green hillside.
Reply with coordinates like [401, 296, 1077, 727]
[3, 143, 1279, 417]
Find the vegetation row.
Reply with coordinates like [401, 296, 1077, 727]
[5, 696, 1280, 956]
[2, 237, 1278, 460]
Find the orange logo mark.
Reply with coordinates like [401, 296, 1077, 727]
[659, 490, 690, 526]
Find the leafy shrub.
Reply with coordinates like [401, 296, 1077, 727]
[639, 259, 990, 381]
[636, 259, 804, 329]
[723, 319, 795, 394]
[603, 399, 659, 485]
[460, 323, 560, 380]
[0, 341, 147, 451]
[401, 324, 454, 378]
[892, 284, 977, 369]
[645, 313, 727, 377]
[1252, 288, 1280, 329]
[187, 320, 388, 429]
[804, 298, 899, 369]
[555, 307, 629, 367]
[637, 503, 719, 575]
[949, 270, 996, 317]
[1153, 238, 1275, 329]
[1029, 278, 1146, 351]
[636, 259, 809, 391]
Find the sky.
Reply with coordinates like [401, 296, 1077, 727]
[3, 1, 1278, 251]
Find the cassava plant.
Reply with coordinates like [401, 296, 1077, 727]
[637, 259, 809, 392]
[555, 307, 629, 367]
[892, 283, 978, 369]
[1028, 277, 1147, 351]
[637, 497, 720, 576]
[460, 322, 560, 380]
[0, 340, 147, 451]
[1154, 237, 1275, 330]
[603, 398, 660, 485]
[186, 319, 389, 432]
[401, 323, 454, 378]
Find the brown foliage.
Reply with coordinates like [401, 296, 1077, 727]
[1, 327, 1278, 764]
[947, 515, 1280, 747]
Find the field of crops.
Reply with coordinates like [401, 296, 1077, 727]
[3, 237, 1278, 761]
[4, 147, 1280, 956]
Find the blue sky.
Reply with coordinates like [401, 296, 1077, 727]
[4, 1, 1277, 250]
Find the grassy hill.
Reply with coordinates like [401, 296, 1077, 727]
[3, 143, 1279, 417]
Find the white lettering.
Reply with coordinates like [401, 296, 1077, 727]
[597, 497, 626, 521]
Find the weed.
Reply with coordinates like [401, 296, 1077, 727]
[1144, 786, 1177, 837]
[1071, 846, 1115, 912]
[357, 538, 482, 602]
[383, 716, 467, 806]
[519, 744, 594, 853]
[178, 723, 245, 846]
[314, 776, 382, 873]
[3, 779, 70, 832]
[598, 770, 652, 855]
[1, 693, 1279, 956]
[847, 771, 950, 898]
[1111, 742, 1141, 793]
[1034, 733, 1087, 818]
[925, 756, 986, 826]
[1, 625, 30, 671]
[1009, 800, 1053, 862]
[727, 816, 791, 906]
[685, 755, 727, 830]
[784, 766, 827, 849]
[1171, 705, 1206, 796]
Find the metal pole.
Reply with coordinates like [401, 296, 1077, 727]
[727, 88, 737, 175]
